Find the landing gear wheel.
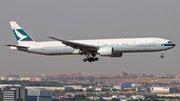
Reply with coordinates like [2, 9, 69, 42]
[160, 55, 164, 58]
[160, 50, 165, 58]
[83, 58, 87, 62]
[92, 54, 96, 57]
[83, 53, 99, 62]
[87, 58, 92, 62]
[95, 57, 99, 61]
[90, 57, 95, 62]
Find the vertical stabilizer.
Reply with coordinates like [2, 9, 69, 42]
[9, 21, 35, 43]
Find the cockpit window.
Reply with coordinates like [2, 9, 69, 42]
[168, 41, 172, 43]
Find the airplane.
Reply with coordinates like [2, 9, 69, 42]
[5, 21, 175, 62]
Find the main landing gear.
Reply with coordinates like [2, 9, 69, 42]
[160, 50, 166, 58]
[83, 57, 99, 62]
[83, 54, 99, 62]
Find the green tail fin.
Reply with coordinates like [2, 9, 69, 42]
[9, 21, 35, 43]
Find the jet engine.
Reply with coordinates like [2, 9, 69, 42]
[97, 47, 123, 57]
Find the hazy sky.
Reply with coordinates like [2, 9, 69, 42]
[0, 1, 179, 76]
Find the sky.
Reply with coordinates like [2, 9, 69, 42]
[0, 1, 179, 76]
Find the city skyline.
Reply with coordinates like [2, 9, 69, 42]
[0, 71, 179, 77]
[0, 1, 179, 75]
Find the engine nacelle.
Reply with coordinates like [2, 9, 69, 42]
[110, 51, 123, 57]
[97, 47, 123, 57]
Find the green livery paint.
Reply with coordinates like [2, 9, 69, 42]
[12, 29, 34, 41]
[9, 21, 35, 42]
[161, 44, 176, 47]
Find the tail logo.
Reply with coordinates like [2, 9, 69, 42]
[10, 21, 34, 42]
[14, 28, 27, 41]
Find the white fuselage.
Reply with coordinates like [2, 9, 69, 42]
[11, 37, 175, 56]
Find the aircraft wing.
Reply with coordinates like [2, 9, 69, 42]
[5, 44, 28, 48]
[48, 37, 99, 50]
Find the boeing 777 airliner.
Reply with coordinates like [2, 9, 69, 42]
[5, 21, 175, 62]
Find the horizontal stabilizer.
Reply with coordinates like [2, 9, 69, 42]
[5, 44, 28, 48]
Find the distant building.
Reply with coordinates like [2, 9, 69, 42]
[20, 76, 41, 81]
[16, 87, 27, 101]
[0, 84, 21, 89]
[131, 82, 142, 87]
[3, 89, 16, 101]
[157, 94, 180, 97]
[26, 86, 65, 91]
[72, 73, 81, 77]
[0, 75, 41, 81]
[27, 89, 53, 101]
[120, 71, 128, 77]
[138, 87, 150, 92]
[20, 77, 31, 81]
[121, 82, 131, 87]
[0, 76, 7, 80]
[42, 74, 48, 77]
[2, 74, 20, 81]
[119, 95, 127, 101]
[113, 86, 124, 91]
[7, 77, 20, 81]
[131, 95, 145, 100]
[150, 87, 177, 93]
[150, 87, 169, 93]
[3, 86, 27, 101]
[63, 85, 82, 89]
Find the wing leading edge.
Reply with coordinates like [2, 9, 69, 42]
[48, 37, 99, 50]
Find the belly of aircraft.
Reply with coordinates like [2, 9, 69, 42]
[28, 46, 76, 55]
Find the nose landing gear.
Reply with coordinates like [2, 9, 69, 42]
[160, 55, 164, 58]
[160, 50, 166, 58]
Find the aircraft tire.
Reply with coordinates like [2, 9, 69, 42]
[88, 58, 92, 62]
[160, 55, 164, 58]
[83, 58, 87, 62]
[95, 57, 99, 61]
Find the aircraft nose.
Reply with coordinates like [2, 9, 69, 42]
[170, 43, 176, 48]
[173, 43, 176, 47]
